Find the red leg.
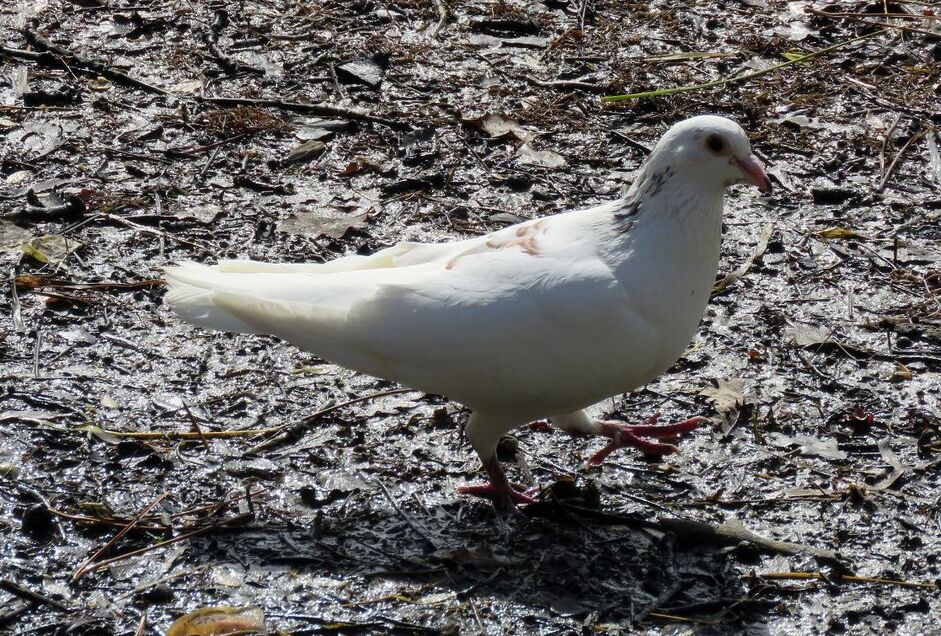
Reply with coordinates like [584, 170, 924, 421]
[458, 456, 538, 509]
[589, 415, 707, 466]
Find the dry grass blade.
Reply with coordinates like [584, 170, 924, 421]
[604, 29, 887, 102]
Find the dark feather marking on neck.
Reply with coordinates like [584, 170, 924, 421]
[612, 165, 673, 232]
[644, 166, 674, 197]
[612, 193, 641, 232]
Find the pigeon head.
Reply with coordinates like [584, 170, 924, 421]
[650, 115, 771, 194]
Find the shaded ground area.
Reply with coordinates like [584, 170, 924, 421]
[2, 0, 941, 633]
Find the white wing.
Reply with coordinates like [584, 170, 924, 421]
[164, 201, 658, 415]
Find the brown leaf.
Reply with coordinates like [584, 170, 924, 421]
[281, 139, 326, 165]
[813, 227, 869, 241]
[166, 606, 266, 636]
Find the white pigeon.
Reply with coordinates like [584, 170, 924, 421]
[164, 115, 770, 509]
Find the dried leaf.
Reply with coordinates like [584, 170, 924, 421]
[813, 227, 869, 241]
[166, 606, 266, 636]
[281, 139, 326, 165]
[280, 208, 367, 239]
[21, 234, 83, 265]
[517, 143, 567, 169]
[336, 59, 384, 88]
[698, 378, 746, 415]
[871, 438, 908, 491]
[890, 362, 912, 382]
[787, 323, 831, 347]
[0, 221, 32, 255]
[462, 113, 536, 143]
[795, 434, 847, 460]
[86, 76, 111, 91]
[77, 424, 122, 445]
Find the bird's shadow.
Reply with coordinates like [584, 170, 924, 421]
[196, 493, 774, 634]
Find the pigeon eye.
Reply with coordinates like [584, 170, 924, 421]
[706, 135, 725, 154]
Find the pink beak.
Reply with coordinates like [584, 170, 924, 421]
[734, 154, 772, 194]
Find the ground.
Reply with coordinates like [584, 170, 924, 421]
[1, 0, 940, 634]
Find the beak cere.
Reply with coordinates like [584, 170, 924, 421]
[734, 154, 772, 194]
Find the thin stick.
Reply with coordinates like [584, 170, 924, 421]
[0, 580, 74, 612]
[603, 29, 887, 102]
[878, 126, 925, 192]
[880, 114, 903, 178]
[375, 479, 440, 549]
[86, 388, 418, 440]
[759, 571, 939, 590]
[203, 96, 410, 130]
[73, 493, 169, 581]
[809, 8, 941, 38]
[74, 513, 253, 578]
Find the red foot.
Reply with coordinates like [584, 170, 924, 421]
[459, 455, 538, 509]
[589, 415, 707, 466]
[457, 483, 538, 506]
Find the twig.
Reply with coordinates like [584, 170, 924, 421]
[204, 10, 264, 76]
[101, 213, 218, 257]
[0, 580, 74, 612]
[14, 275, 162, 292]
[163, 132, 250, 158]
[48, 508, 169, 532]
[879, 114, 903, 179]
[73, 512, 254, 578]
[20, 24, 167, 94]
[604, 29, 887, 102]
[758, 571, 939, 590]
[374, 478, 440, 549]
[878, 126, 925, 192]
[808, 7, 941, 38]
[84, 388, 417, 440]
[133, 613, 146, 636]
[202, 96, 410, 130]
[73, 493, 169, 581]
[525, 75, 607, 93]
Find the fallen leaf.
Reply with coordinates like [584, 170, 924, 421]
[813, 227, 869, 241]
[0, 221, 33, 255]
[462, 113, 536, 143]
[336, 59, 384, 88]
[517, 143, 567, 169]
[890, 362, 912, 382]
[281, 139, 326, 164]
[86, 76, 111, 91]
[795, 434, 847, 460]
[76, 424, 122, 445]
[699, 378, 746, 415]
[786, 323, 832, 347]
[280, 207, 367, 239]
[166, 606, 266, 636]
[871, 437, 908, 491]
[21, 234, 83, 265]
